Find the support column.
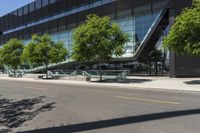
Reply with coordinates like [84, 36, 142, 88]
[168, 8, 176, 77]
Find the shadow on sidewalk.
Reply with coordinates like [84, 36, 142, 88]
[20, 108, 200, 133]
[91, 79, 153, 84]
[0, 95, 55, 131]
[184, 80, 200, 85]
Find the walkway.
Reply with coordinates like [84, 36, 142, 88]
[0, 76, 199, 92]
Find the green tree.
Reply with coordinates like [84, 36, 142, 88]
[140, 47, 163, 76]
[21, 41, 36, 69]
[0, 48, 2, 64]
[50, 41, 68, 64]
[72, 14, 129, 80]
[163, 0, 200, 56]
[22, 34, 67, 78]
[1, 38, 24, 76]
[148, 48, 163, 76]
[0, 48, 4, 71]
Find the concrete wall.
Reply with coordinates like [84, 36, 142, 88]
[173, 56, 200, 77]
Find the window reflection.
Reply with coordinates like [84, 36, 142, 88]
[1, 0, 167, 59]
[3, 0, 114, 35]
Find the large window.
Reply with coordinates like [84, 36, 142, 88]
[42, 0, 49, 7]
[117, 9, 134, 56]
[36, 0, 42, 9]
[17, 8, 23, 26]
[4, 16, 9, 30]
[23, 5, 29, 15]
[113, 0, 167, 57]
[23, 5, 29, 24]
[29, 2, 35, 22]
[35, 0, 42, 20]
[0, 36, 3, 45]
[49, 0, 56, 4]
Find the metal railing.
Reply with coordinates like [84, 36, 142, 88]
[82, 70, 128, 80]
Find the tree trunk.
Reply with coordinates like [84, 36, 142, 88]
[162, 51, 166, 76]
[155, 61, 158, 76]
[14, 69, 16, 77]
[148, 55, 151, 76]
[148, 61, 151, 76]
[45, 64, 48, 79]
[30, 64, 33, 72]
[99, 61, 102, 81]
[162, 60, 165, 76]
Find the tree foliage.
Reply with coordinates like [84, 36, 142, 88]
[0, 48, 3, 65]
[21, 40, 36, 65]
[22, 34, 67, 77]
[50, 41, 68, 63]
[139, 47, 164, 76]
[0, 38, 24, 71]
[72, 14, 129, 63]
[163, 0, 200, 56]
[149, 48, 163, 62]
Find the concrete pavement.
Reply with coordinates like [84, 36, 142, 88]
[0, 76, 199, 92]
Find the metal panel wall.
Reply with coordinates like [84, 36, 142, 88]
[174, 56, 200, 77]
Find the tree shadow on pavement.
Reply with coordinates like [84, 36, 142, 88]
[184, 80, 200, 85]
[0, 95, 55, 131]
[91, 79, 153, 84]
[20, 108, 200, 133]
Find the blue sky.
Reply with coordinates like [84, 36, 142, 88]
[0, 0, 35, 17]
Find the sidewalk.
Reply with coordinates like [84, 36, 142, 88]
[0, 76, 199, 92]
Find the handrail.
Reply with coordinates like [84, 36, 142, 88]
[47, 71, 55, 78]
[82, 71, 92, 78]
[82, 70, 127, 80]
[27, 59, 73, 73]
[70, 71, 78, 76]
[4, 65, 13, 75]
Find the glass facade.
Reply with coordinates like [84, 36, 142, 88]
[1, 0, 167, 59]
[2, 0, 114, 35]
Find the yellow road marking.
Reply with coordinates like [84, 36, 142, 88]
[116, 96, 181, 105]
[26, 86, 46, 90]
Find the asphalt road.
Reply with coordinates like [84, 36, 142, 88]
[0, 79, 200, 133]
